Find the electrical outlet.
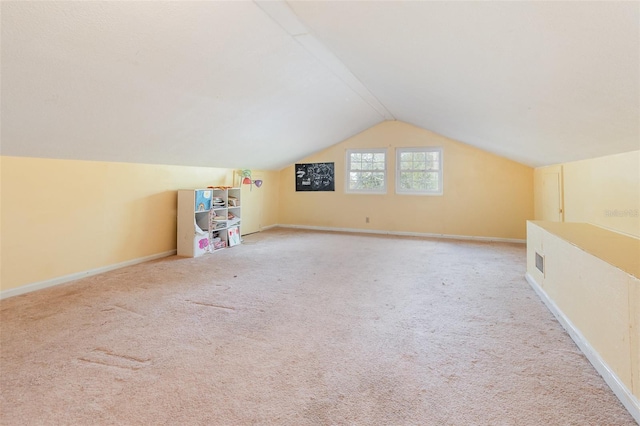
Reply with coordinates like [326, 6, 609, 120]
[366, 217, 370, 223]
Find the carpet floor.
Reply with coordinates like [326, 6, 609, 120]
[0, 228, 635, 425]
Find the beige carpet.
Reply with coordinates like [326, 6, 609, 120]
[0, 228, 635, 425]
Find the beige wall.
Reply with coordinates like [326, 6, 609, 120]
[278, 121, 533, 240]
[238, 169, 280, 234]
[0, 156, 279, 293]
[534, 150, 640, 237]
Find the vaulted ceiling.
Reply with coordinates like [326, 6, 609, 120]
[1, 1, 638, 170]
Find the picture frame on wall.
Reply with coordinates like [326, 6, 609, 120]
[295, 162, 335, 192]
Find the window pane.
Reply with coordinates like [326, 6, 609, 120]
[350, 153, 361, 162]
[371, 172, 384, 188]
[427, 154, 439, 170]
[425, 172, 439, 190]
[400, 152, 412, 161]
[413, 152, 426, 162]
[412, 161, 426, 170]
[351, 171, 383, 190]
[410, 172, 424, 190]
[400, 160, 412, 170]
[362, 172, 372, 189]
[400, 172, 411, 189]
[373, 153, 385, 162]
[363, 172, 378, 189]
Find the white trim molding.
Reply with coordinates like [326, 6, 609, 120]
[277, 224, 525, 244]
[525, 272, 640, 424]
[1, 250, 176, 300]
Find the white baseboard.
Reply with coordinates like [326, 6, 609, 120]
[260, 224, 279, 231]
[1, 250, 177, 300]
[525, 272, 640, 424]
[277, 224, 525, 244]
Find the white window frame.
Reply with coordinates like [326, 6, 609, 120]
[395, 147, 443, 195]
[345, 148, 387, 194]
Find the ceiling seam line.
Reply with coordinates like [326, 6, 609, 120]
[253, 0, 394, 121]
[290, 34, 395, 121]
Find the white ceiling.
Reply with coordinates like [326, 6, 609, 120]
[1, 1, 638, 170]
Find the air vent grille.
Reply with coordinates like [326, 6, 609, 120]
[535, 252, 544, 274]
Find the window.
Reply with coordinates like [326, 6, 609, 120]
[396, 147, 443, 195]
[346, 149, 387, 193]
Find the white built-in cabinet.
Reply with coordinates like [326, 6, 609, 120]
[177, 188, 241, 257]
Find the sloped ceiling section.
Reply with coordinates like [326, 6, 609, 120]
[1, 1, 639, 170]
[0, 1, 384, 169]
[288, 1, 639, 167]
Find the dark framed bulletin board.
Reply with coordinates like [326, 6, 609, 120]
[295, 162, 335, 192]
